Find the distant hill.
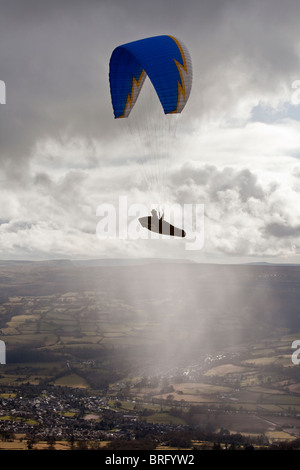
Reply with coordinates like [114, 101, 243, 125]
[1, 258, 299, 267]
[0, 259, 73, 267]
[71, 258, 195, 267]
[0, 258, 196, 268]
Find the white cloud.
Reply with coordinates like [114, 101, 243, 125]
[1, 0, 300, 262]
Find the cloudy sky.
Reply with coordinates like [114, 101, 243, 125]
[1, 0, 300, 263]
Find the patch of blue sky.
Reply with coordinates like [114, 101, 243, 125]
[250, 101, 300, 124]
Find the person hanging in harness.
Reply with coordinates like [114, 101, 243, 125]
[139, 208, 186, 238]
[150, 209, 163, 232]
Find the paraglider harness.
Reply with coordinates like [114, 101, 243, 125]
[140, 209, 185, 237]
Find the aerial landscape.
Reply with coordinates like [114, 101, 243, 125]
[1, 259, 300, 450]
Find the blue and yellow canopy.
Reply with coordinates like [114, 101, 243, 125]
[109, 35, 192, 119]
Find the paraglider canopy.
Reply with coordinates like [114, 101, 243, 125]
[109, 35, 192, 238]
[109, 35, 192, 118]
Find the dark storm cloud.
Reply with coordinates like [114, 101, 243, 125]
[0, 0, 113, 179]
[265, 222, 300, 238]
[2, 0, 300, 179]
